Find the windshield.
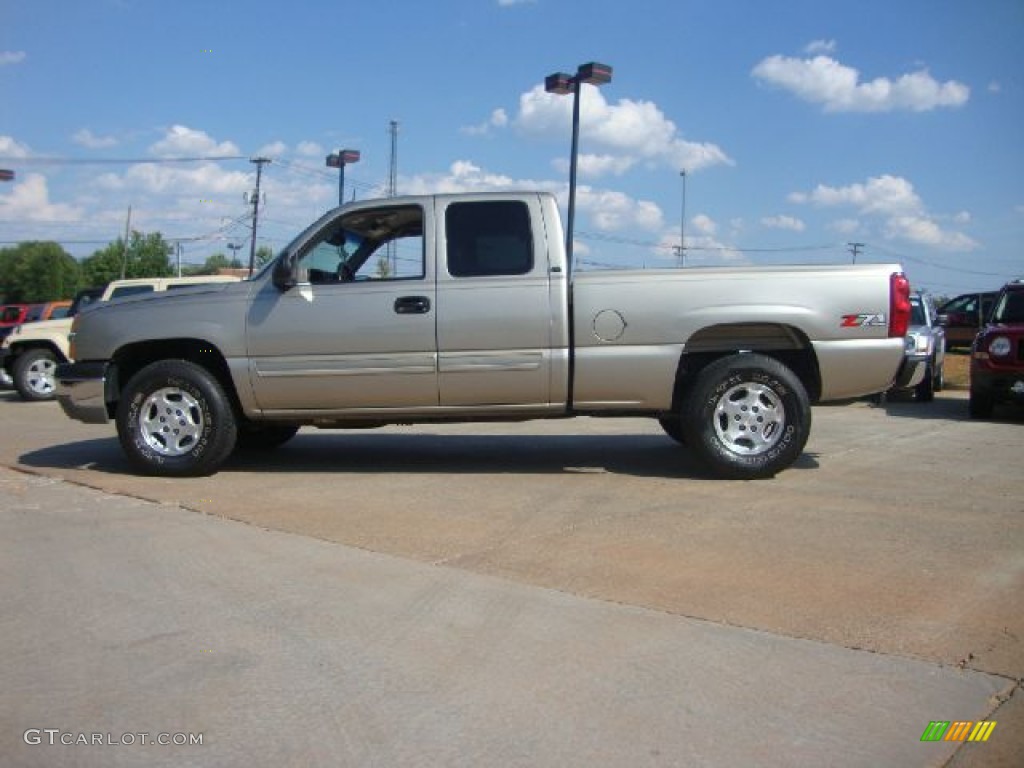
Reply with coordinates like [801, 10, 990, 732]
[992, 290, 1024, 324]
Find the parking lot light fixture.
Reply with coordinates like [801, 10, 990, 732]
[544, 62, 613, 277]
[326, 149, 361, 206]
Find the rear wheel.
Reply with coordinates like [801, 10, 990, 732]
[13, 348, 59, 401]
[681, 353, 811, 479]
[116, 360, 237, 477]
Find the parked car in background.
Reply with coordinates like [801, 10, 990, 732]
[969, 280, 1024, 418]
[938, 290, 998, 350]
[24, 300, 73, 323]
[1, 276, 239, 401]
[888, 292, 945, 402]
[1, 303, 31, 334]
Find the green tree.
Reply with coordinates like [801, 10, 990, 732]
[0, 241, 80, 302]
[183, 252, 244, 276]
[256, 245, 275, 268]
[81, 231, 173, 287]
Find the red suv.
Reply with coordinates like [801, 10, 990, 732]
[969, 280, 1024, 418]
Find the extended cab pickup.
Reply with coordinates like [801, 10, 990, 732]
[56, 192, 909, 479]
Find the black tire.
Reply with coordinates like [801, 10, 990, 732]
[933, 360, 944, 392]
[915, 363, 935, 402]
[681, 353, 811, 479]
[235, 422, 300, 452]
[968, 389, 994, 419]
[657, 415, 686, 445]
[115, 359, 237, 477]
[13, 348, 60, 402]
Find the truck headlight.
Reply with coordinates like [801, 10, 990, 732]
[988, 336, 1011, 357]
[905, 333, 930, 355]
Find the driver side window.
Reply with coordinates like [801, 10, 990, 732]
[297, 204, 425, 284]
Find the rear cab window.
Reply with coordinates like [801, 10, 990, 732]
[445, 200, 534, 278]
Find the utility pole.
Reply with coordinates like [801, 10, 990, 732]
[848, 242, 864, 263]
[120, 205, 132, 279]
[248, 157, 270, 277]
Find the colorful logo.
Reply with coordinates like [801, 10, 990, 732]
[920, 721, 996, 742]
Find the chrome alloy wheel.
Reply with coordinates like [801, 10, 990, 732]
[137, 386, 205, 456]
[712, 381, 786, 456]
[26, 356, 57, 396]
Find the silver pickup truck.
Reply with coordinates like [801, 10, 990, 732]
[56, 192, 909, 479]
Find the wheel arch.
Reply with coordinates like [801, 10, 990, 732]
[110, 338, 241, 416]
[668, 323, 822, 411]
[5, 339, 67, 373]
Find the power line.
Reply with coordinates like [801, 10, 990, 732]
[0, 155, 247, 166]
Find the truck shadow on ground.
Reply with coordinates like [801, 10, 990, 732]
[18, 433, 822, 481]
[867, 390, 1024, 423]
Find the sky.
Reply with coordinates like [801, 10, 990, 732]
[1, 0, 1022, 297]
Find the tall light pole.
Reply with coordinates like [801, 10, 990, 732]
[678, 169, 687, 267]
[227, 242, 242, 268]
[544, 62, 612, 277]
[326, 149, 360, 206]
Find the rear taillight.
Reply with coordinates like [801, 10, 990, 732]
[889, 272, 910, 338]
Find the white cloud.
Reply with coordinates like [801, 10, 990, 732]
[988, 81, 1002, 94]
[792, 174, 978, 250]
[762, 214, 806, 232]
[149, 125, 241, 157]
[461, 108, 510, 136]
[72, 129, 118, 149]
[804, 40, 836, 55]
[830, 218, 861, 235]
[0, 173, 83, 222]
[497, 0, 536, 6]
[576, 186, 664, 232]
[0, 135, 31, 157]
[513, 85, 732, 176]
[295, 141, 324, 157]
[692, 213, 717, 236]
[256, 140, 288, 157]
[752, 54, 969, 112]
[0, 51, 26, 65]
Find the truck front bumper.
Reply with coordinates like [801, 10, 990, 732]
[891, 352, 928, 390]
[55, 361, 112, 424]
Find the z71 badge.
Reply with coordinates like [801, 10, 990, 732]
[840, 313, 887, 328]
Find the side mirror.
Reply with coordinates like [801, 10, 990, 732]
[272, 253, 296, 291]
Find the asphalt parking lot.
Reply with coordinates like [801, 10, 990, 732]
[1, 388, 1022, 766]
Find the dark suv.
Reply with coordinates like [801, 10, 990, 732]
[969, 280, 1024, 418]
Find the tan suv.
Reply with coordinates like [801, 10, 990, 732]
[1, 276, 241, 401]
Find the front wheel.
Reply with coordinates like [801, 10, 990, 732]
[116, 360, 237, 477]
[13, 348, 60, 401]
[681, 354, 811, 479]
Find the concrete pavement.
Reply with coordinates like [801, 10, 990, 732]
[0, 467, 1015, 767]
